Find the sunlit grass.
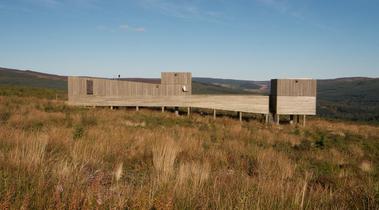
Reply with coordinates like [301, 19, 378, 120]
[0, 95, 378, 209]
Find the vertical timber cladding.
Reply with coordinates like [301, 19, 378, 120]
[270, 79, 317, 115]
[160, 72, 192, 96]
[68, 72, 192, 101]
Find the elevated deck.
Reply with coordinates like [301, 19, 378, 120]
[67, 95, 269, 114]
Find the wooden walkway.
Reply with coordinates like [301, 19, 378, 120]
[67, 95, 269, 116]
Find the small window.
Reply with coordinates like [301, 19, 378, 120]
[86, 80, 93, 95]
[174, 73, 178, 77]
[182, 85, 188, 92]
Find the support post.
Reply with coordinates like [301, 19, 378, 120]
[265, 114, 269, 124]
[290, 115, 294, 124]
[174, 107, 179, 116]
[110, 106, 114, 110]
[213, 109, 216, 119]
[303, 115, 306, 127]
[136, 106, 139, 111]
[276, 114, 280, 125]
[161, 106, 165, 113]
[239, 112, 243, 122]
[187, 107, 191, 116]
[295, 115, 300, 124]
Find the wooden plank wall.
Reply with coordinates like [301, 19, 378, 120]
[68, 72, 191, 101]
[161, 72, 191, 85]
[271, 79, 317, 96]
[67, 95, 270, 114]
[270, 79, 317, 115]
[276, 96, 316, 115]
[161, 72, 192, 95]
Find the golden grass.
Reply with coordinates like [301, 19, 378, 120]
[0, 95, 378, 209]
[152, 137, 181, 184]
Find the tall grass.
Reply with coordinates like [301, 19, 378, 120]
[152, 138, 181, 184]
[0, 95, 378, 209]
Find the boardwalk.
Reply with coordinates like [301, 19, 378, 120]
[67, 95, 269, 114]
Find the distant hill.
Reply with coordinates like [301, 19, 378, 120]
[317, 77, 379, 122]
[0, 67, 378, 122]
[0, 67, 66, 89]
[193, 77, 268, 94]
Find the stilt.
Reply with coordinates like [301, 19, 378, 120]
[239, 112, 243, 122]
[213, 109, 216, 119]
[161, 106, 165, 113]
[303, 115, 306, 127]
[174, 107, 179, 116]
[187, 107, 191, 116]
[276, 114, 280, 125]
[110, 106, 114, 110]
[136, 106, 139, 111]
[265, 114, 269, 124]
[290, 115, 294, 124]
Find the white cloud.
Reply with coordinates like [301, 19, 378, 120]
[29, 0, 98, 9]
[133, 27, 146, 32]
[256, 0, 336, 32]
[138, 0, 223, 21]
[36, 0, 61, 7]
[119, 24, 129, 30]
[119, 24, 146, 33]
[256, 0, 289, 13]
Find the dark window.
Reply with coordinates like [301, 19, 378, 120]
[86, 80, 93, 95]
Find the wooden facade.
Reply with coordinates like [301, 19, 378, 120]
[68, 72, 192, 98]
[270, 79, 317, 116]
[270, 79, 316, 96]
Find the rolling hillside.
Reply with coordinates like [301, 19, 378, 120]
[317, 77, 379, 122]
[193, 77, 268, 94]
[0, 67, 378, 122]
[0, 67, 66, 89]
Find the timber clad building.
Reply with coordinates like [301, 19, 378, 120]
[68, 72, 316, 125]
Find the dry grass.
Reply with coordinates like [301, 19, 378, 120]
[0, 95, 378, 209]
[153, 138, 181, 184]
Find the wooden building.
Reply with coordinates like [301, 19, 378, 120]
[270, 79, 317, 125]
[68, 72, 317, 125]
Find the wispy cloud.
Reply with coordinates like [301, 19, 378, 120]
[256, 0, 307, 20]
[119, 24, 146, 33]
[138, 0, 223, 21]
[256, 0, 290, 13]
[96, 23, 146, 33]
[29, 0, 98, 9]
[256, 0, 335, 31]
[33, 0, 61, 7]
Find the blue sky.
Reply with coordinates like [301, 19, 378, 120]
[0, 0, 378, 80]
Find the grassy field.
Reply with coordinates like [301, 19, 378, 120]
[0, 87, 378, 209]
